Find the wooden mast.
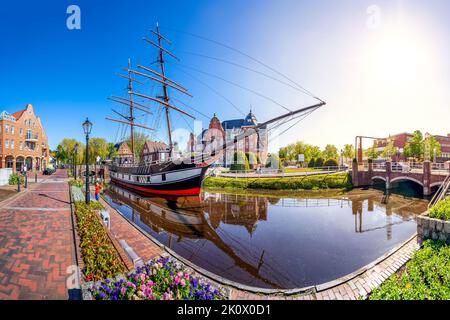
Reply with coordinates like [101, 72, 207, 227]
[127, 58, 136, 160]
[155, 22, 174, 156]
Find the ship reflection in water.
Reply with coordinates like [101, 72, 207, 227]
[104, 185, 428, 289]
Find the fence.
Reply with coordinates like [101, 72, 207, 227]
[214, 166, 348, 179]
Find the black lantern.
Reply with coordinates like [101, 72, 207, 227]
[83, 118, 92, 204]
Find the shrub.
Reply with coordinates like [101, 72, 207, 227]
[204, 172, 352, 191]
[73, 196, 126, 281]
[315, 157, 324, 167]
[265, 154, 282, 169]
[230, 151, 250, 172]
[69, 179, 84, 188]
[308, 158, 316, 168]
[324, 159, 339, 167]
[246, 152, 258, 168]
[370, 240, 450, 300]
[9, 173, 24, 186]
[429, 198, 450, 221]
[89, 256, 225, 300]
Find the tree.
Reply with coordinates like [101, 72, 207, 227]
[107, 142, 118, 160]
[55, 138, 83, 165]
[324, 159, 339, 167]
[125, 132, 150, 161]
[308, 158, 316, 168]
[265, 153, 282, 169]
[323, 144, 338, 160]
[342, 144, 355, 162]
[366, 142, 380, 160]
[381, 141, 397, 159]
[231, 151, 250, 172]
[315, 157, 324, 167]
[403, 130, 423, 159]
[246, 152, 258, 169]
[425, 135, 442, 161]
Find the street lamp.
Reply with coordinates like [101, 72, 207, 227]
[82, 118, 92, 204]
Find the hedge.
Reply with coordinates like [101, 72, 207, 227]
[429, 198, 450, 221]
[370, 240, 450, 300]
[203, 172, 352, 191]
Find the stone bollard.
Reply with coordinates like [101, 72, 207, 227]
[17, 177, 21, 192]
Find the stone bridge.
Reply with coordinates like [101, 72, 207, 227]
[352, 161, 450, 196]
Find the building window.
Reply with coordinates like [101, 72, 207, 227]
[11, 126, 14, 134]
[20, 128, 23, 136]
[5, 125, 9, 134]
[11, 139, 14, 149]
[5, 139, 9, 148]
[20, 142, 23, 150]
[26, 130, 32, 140]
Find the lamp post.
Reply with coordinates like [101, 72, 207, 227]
[82, 118, 92, 204]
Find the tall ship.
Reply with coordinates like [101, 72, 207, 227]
[107, 23, 325, 196]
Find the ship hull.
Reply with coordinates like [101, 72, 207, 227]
[109, 162, 210, 197]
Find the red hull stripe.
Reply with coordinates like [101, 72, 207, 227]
[112, 179, 201, 196]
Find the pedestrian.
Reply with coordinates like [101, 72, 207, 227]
[95, 182, 102, 201]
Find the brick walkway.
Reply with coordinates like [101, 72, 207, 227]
[0, 170, 77, 300]
[99, 195, 419, 300]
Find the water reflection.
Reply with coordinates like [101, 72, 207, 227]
[104, 185, 428, 289]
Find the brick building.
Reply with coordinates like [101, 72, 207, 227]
[375, 132, 450, 162]
[0, 104, 49, 172]
[189, 111, 269, 167]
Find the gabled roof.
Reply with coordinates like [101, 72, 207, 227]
[141, 141, 168, 155]
[115, 141, 133, 156]
[222, 119, 244, 130]
[12, 109, 26, 120]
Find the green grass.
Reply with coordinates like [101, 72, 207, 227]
[429, 198, 450, 221]
[203, 172, 352, 191]
[283, 167, 325, 173]
[369, 240, 450, 300]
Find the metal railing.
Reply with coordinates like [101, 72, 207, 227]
[215, 166, 348, 178]
[428, 172, 450, 208]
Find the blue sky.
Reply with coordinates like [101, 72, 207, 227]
[1, 0, 450, 151]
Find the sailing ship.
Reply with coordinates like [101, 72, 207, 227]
[107, 23, 325, 196]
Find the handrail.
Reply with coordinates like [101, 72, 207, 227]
[428, 172, 450, 208]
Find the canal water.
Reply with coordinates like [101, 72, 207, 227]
[104, 185, 428, 289]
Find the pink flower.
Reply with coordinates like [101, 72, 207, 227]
[120, 287, 127, 295]
[177, 271, 183, 277]
[180, 279, 186, 287]
[174, 275, 181, 285]
[184, 272, 190, 280]
[163, 292, 172, 300]
[140, 274, 146, 282]
[148, 280, 154, 287]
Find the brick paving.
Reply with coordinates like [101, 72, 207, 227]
[0, 170, 77, 300]
[99, 193, 419, 300]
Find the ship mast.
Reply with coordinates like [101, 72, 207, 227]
[155, 22, 173, 156]
[127, 58, 136, 159]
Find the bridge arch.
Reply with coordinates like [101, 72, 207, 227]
[371, 176, 387, 182]
[390, 176, 423, 187]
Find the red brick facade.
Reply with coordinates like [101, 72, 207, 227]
[0, 104, 49, 172]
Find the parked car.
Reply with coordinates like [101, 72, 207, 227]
[43, 168, 56, 175]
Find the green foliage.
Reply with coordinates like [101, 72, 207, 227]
[403, 130, 441, 160]
[245, 152, 258, 167]
[342, 144, 355, 161]
[125, 132, 149, 161]
[265, 153, 282, 169]
[69, 179, 84, 189]
[366, 142, 380, 160]
[55, 138, 85, 165]
[9, 173, 24, 185]
[323, 144, 339, 160]
[204, 173, 352, 191]
[107, 142, 119, 160]
[324, 159, 339, 167]
[429, 198, 450, 221]
[370, 240, 450, 300]
[73, 198, 126, 281]
[308, 158, 316, 168]
[88, 137, 109, 164]
[381, 141, 397, 159]
[230, 151, 250, 172]
[315, 157, 324, 167]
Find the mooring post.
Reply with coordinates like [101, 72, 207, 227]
[385, 161, 392, 191]
[423, 160, 431, 196]
[35, 172, 37, 183]
[17, 177, 21, 192]
[352, 159, 359, 187]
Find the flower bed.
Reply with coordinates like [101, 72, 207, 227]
[429, 198, 450, 221]
[369, 240, 450, 300]
[74, 199, 126, 282]
[89, 256, 226, 300]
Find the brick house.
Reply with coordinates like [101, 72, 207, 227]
[375, 132, 450, 162]
[0, 104, 49, 172]
[189, 111, 269, 167]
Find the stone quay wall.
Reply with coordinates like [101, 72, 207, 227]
[417, 214, 450, 245]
